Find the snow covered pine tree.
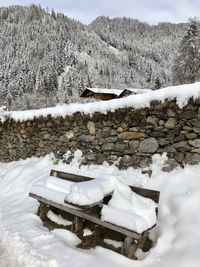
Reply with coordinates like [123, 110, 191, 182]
[173, 19, 200, 85]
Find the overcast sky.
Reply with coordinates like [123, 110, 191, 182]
[0, 0, 199, 24]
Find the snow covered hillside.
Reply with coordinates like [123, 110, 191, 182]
[0, 153, 200, 267]
[0, 5, 186, 110]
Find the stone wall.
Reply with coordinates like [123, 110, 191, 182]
[0, 98, 200, 170]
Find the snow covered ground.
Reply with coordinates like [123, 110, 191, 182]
[0, 82, 200, 266]
[0, 152, 200, 267]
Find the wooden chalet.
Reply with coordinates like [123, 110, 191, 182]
[118, 88, 152, 98]
[118, 89, 136, 98]
[81, 88, 123, 101]
[81, 87, 152, 101]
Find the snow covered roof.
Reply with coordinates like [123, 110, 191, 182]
[82, 88, 151, 98]
[125, 88, 152, 94]
[83, 87, 123, 96]
[1, 82, 200, 122]
[118, 88, 152, 98]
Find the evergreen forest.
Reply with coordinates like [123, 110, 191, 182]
[0, 5, 196, 109]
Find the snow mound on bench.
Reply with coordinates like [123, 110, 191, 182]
[31, 185, 68, 206]
[101, 182, 157, 234]
[64, 175, 116, 206]
[31, 172, 157, 233]
[46, 176, 73, 194]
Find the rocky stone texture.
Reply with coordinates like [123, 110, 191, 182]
[139, 138, 159, 153]
[0, 98, 200, 170]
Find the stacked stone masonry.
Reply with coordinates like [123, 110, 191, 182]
[1, 98, 200, 171]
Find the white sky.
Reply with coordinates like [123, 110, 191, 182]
[0, 0, 199, 24]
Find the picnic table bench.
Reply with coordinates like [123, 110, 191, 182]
[29, 169, 160, 259]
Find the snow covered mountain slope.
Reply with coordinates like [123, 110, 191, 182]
[0, 5, 185, 110]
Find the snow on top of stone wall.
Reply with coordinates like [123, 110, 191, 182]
[1, 82, 200, 122]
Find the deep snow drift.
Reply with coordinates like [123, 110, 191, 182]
[0, 152, 200, 267]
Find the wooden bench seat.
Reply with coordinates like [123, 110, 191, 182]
[29, 169, 160, 259]
[50, 170, 160, 203]
[30, 192, 143, 239]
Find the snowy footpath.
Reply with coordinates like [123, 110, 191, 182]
[0, 152, 200, 267]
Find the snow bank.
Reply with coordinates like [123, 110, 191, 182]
[51, 229, 81, 247]
[1, 82, 200, 122]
